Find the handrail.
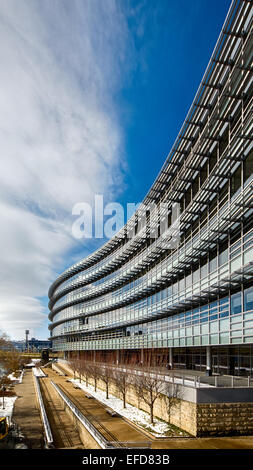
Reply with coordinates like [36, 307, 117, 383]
[51, 380, 114, 449]
[33, 375, 54, 447]
[66, 361, 253, 390]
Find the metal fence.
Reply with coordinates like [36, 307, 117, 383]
[77, 361, 253, 389]
[33, 375, 54, 447]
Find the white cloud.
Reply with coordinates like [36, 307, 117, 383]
[0, 0, 132, 339]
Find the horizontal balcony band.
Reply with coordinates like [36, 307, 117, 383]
[50, 98, 253, 300]
[50, 156, 253, 307]
[49, 262, 253, 338]
[50, 212, 252, 319]
[50, 208, 252, 318]
[48, 3, 252, 299]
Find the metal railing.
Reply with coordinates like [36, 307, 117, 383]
[33, 375, 54, 448]
[51, 380, 150, 449]
[52, 363, 67, 376]
[70, 360, 253, 390]
[51, 380, 116, 449]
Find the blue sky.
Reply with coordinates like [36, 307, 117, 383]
[0, 0, 231, 340]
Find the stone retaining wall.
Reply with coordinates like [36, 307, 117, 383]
[196, 403, 253, 436]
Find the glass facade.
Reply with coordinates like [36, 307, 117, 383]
[48, 1, 253, 375]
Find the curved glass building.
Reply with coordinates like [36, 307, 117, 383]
[49, 0, 253, 376]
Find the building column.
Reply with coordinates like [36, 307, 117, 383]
[206, 346, 212, 376]
[169, 347, 173, 370]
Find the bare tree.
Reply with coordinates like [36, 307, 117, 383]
[85, 362, 101, 391]
[68, 356, 76, 379]
[134, 367, 165, 424]
[113, 367, 129, 408]
[0, 332, 12, 350]
[165, 382, 183, 423]
[100, 363, 112, 399]
[68, 356, 86, 383]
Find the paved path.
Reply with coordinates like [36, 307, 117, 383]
[40, 376, 84, 448]
[13, 365, 253, 450]
[151, 436, 253, 449]
[45, 368, 150, 447]
[13, 369, 44, 448]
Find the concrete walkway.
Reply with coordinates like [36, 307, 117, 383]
[45, 368, 150, 447]
[151, 435, 253, 449]
[11, 365, 253, 450]
[13, 369, 44, 448]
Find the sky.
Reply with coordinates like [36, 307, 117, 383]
[0, 0, 231, 340]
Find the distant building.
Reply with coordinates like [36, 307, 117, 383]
[12, 338, 52, 352]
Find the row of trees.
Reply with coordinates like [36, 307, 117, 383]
[68, 358, 182, 424]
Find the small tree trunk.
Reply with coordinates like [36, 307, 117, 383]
[150, 405, 154, 424]
[106, 383, 109, 399]
[94, 378, 97, 392]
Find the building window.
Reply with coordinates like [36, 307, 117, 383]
[231, 292, 242, 315]
[231, 165, 241, 197]
[244, 150, 253, 184]
[209, 254, 217, 273]
[244, 286, 253, 312]
[219, 246, 228, 266]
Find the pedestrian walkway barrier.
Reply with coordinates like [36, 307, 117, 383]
[33, 376, 54, 448]
[51, 380, 150, 449]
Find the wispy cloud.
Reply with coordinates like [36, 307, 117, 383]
[0, 0, 133, 339]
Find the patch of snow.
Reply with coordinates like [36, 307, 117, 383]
[18, 370, 24, 383]
[0, 397, 17, 424]
[26, 358, 41, 367]
[6, 370, 24, 384]
[33, 367, 46, 377]
[8, 372, 18, 382]
[71, 379, 169, 437]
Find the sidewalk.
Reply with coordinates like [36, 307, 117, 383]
[13, 369, 44, 448]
